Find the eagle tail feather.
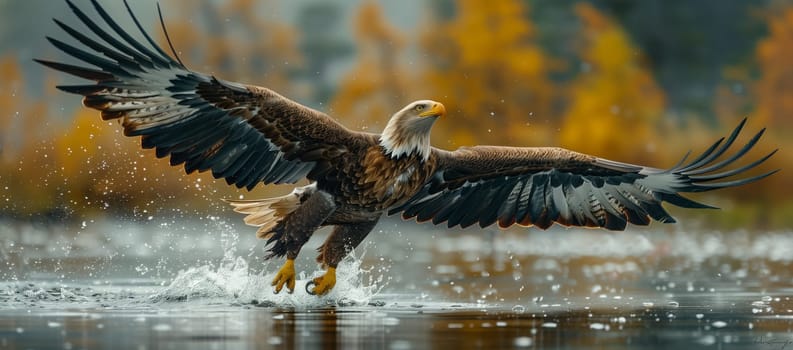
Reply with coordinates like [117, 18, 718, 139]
[223, 184, 316, 239]
[224, 194, 300, 239]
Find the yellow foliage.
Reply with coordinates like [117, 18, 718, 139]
[419, 0, 558, 148]
[559, 3, 665, 163]
[1, 0, 304, 217]
[754, 7, 793, 128]
[0, 56, 22, 162]
[708, 5, 793, 212]
[0, 56, 66, 215]
[0, 3, 787, 230]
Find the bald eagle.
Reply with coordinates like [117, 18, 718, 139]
[38, 0, 777, 295]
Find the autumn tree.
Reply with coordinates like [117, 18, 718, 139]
[0, 56, 21, 163]
[0, 56, 64, 217]
[1, 2, 310, 219]
[420, 0, 558, 148]
[330, 1, 413, 132]
[558, 3, 665, 164]
[162, 0, 302, 94]
[753, 6, 793, 129]
[704, 4, 793, 227]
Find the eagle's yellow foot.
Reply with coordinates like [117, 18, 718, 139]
[271, 259, 296, 294]
[306, 267, 336, 296]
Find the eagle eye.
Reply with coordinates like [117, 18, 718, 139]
[414, 104, 425, 112]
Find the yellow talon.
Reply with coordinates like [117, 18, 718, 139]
[271, 259, 296, 294]
[306, 267, 336, 296]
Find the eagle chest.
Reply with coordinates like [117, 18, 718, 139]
[350, 147, 432, 209]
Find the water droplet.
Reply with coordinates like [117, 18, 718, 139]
[390, 340, 412, 350]
[514, 337, 533, 347]
[697, 335, 716, 346]
[383, 317, 400, 326]
[711, 321, 727, 328]
[589, 323, 607, 330]
[512, 305, 526, 314]
[152, 324, 172, 332]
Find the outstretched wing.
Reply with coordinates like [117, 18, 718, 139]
[36, 0, 355, 190]
[390, 119, 777, 230]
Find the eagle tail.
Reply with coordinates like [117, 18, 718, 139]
[223, 184, 316, 239]
[224, 195, 299, 239]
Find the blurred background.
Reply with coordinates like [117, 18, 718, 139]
[1, 2, 793, 348]
[0, 0, 790, 231]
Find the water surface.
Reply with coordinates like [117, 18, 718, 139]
[2, 218, 792, 349]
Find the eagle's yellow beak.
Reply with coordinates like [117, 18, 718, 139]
[419, 103, 446, 118]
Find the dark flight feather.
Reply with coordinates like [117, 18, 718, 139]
[39, 0, 359, 189]
[393, 120, 776, 231]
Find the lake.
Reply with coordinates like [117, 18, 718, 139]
[2, 217, 792, 349]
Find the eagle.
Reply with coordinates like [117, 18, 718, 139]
[38, 0, 777, 296]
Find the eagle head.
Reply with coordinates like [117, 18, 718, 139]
[380, 100, 445, 161]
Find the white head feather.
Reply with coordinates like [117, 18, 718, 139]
[379, 100, 445, 161]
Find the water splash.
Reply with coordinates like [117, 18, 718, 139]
[147, 215, 384, 307]
[150, 253, 382, 307]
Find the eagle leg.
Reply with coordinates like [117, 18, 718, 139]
[316, 219, 380, 268]
[263, 190, 335, 294]
[271, 258, 296, 294]
[308, 219, 380, 296]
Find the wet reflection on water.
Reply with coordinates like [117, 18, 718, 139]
[3, 297, 793, 349]
[2, 219, 793, 348]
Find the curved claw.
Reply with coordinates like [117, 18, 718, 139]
[307, 267, 336, 296]
[305, 280, 317, 295]
[271, 259, 296, 294]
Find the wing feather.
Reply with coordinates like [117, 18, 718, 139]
[39, 0, 359, 188]
[497, 180, 523, 228]
[514, 178, 534, 226]
[392, 120, 776, 231]
[551, 183, 570, 224]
